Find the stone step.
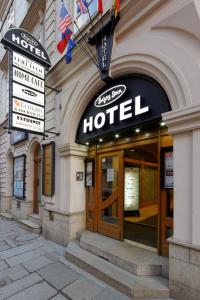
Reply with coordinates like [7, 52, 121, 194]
[28, 214, 41, 225]
[79, 231, 168, 277]
[0, 212, 13, 221]
[19, 219, 41, 234]
[65, 240, 170, 299]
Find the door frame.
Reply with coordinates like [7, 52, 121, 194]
[97, 150, 124, 240]
[86, 130, 173, 256]
[33, 144, 41, 214]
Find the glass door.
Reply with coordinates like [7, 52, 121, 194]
[97, 151, 124, 240]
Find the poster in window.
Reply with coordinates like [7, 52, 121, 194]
[13, 155, 25, 199]
[124, 167, 140, 211]
[10, 130, 28, 145]
[85, 159, 94, 187]
[42, 143, 55, 196]
[164, 151, 173, 189]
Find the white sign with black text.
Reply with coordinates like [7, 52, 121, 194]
[13, 67, 44, 92]
[13, 52, 45, 79]
[12, 113, 44, 133]
[13, 82, 44, 106]
[13, 98, 44, 120]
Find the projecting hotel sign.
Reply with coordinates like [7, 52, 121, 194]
[76, 75, 171, 144]
[1, 28, 51, 135]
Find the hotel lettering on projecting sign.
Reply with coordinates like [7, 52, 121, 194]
[1, 28, 51, 135]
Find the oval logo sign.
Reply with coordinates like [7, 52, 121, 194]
[95, 85, 126, 107]
[22, 89, 37, 97]
[21, 33, 38, 46]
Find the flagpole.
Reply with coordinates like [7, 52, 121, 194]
[60, 0, 99, 69]
[74, 21, 100, 69]
[74, 35, 100, 69]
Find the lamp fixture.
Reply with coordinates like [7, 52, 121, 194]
[115, 134, 119, 138]
[135, 128, 140, 133]
[160, 122, 166, 127]
[99, 138, 103, 142]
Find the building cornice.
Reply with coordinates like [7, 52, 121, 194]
[58, 143, 88, 158]
[163, 104, 200, 134]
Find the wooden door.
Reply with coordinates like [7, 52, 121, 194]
[33, 145, 41, 214]
[97, 151, 124, 240]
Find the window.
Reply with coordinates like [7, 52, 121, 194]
[74, 0, 98, 32]
[42, 143, 55, 197]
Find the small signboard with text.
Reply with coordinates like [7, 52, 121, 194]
[1, 28, 51, 135]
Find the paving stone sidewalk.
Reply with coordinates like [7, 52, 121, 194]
[0, 218, 170, 300]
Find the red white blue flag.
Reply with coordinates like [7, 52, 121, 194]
[77, 0, 88, 14]
[57, 27, 73, 54]
[59, 3, 72, 33]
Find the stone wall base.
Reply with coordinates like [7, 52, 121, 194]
[169, 238, 200, 300]
[0, 196, 12, 212]
[42, 207, 86, 246]
[12, 199, 33, 220]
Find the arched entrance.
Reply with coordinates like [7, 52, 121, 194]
[33, 144, 42, 214]
[76, 74, 173, 256]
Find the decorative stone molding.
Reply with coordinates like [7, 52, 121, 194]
[58, 143, 88, 158]
[163, 104, 200, 134]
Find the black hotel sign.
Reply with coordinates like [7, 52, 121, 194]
[1, 28, 51, 135]
[76, 75, 171, 144]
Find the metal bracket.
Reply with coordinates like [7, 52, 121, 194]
[3, 127, 11, 134]
[45, 85, 62, 94]
[45, 130, 60, 136]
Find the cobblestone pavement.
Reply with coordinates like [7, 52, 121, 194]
[0, 217, 134, 300]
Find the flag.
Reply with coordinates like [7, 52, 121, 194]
[115, 0, 120, 12]
[77, 0, 88, 14]
[113, 0, 120, 17]
[98, 0, 103, 14]
[57, 27, 73, 54]
[66, 38, 76, 64]
[59, 3, 72, 33]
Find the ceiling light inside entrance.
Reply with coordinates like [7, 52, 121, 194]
[135, 128, 140, 133]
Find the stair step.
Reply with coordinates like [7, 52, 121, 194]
[19, 219, 41, 234]
[28, 214, 41, 225]
[79, 231, 168, 277]
[65, 240, 170, 299]
[0, 212, 13, 220]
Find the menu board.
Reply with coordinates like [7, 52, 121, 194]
[164, 151, 173, 189]
[124, 167, 140, 211]
[43, 143, 55, 196]
[85, 160, 94, 187]
[13, 156, 25, 199]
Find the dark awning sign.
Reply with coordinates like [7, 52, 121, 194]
[76, 75, 171, 144]
[1, 28, 51, 69]
[1, 28, 51, 135]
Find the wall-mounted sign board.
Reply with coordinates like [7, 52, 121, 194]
[13, 155, 26, 199]
[1, 28, 51, 135]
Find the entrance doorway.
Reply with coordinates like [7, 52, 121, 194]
[86, 129, 173, 256]
[123, 143, 159, 249]
[33, 144, 42, 214]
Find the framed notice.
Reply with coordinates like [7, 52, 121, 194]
[9, 50, 45, 135]
[10, 130, 28, 145]
[124, 166, 140, 211]
[42, 142, 55, 196]
[161, 147, 173, 189]
[85, 159, 94, 187]
[13, 155, 26, 199]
